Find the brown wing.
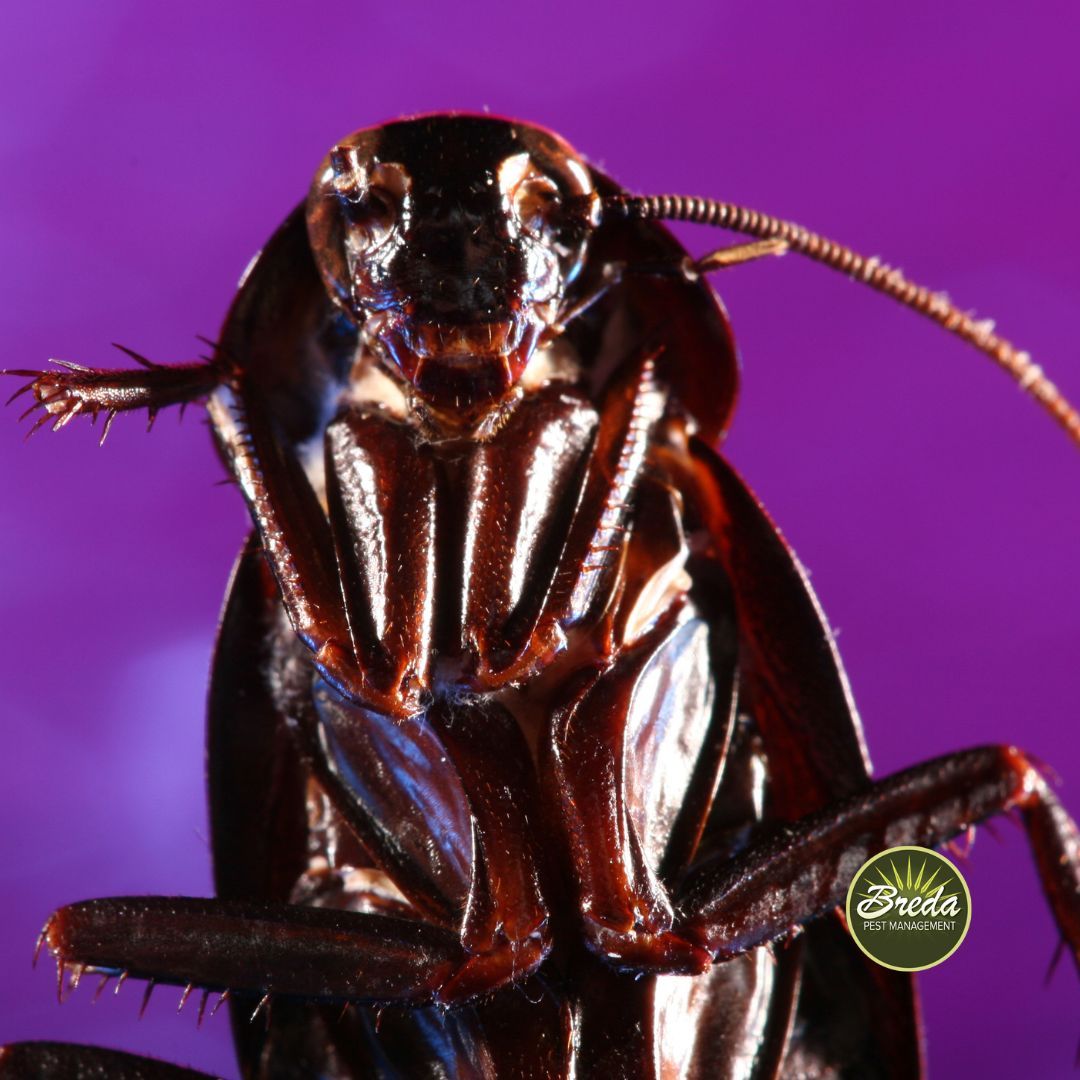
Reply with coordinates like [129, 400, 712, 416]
[670, 440, 922, 1077]
[215, 203, 355, 448]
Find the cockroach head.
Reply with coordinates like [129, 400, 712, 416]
[307, 115, 599, 427]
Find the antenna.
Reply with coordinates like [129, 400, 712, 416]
[603, 193, 1080, 448]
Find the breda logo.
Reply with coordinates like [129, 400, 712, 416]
[845, 845, 972, 972]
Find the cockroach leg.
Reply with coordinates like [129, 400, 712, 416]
[1, 355, 222, 434]
[675, 746, 1080, 971]
[40, 897, 467, 1005]
[544, 600, 738, 975]
[208, 386, 418, 719]
[546, 616, 700, 972]
[424, 699, 553, 1004]
[39, 855, 550, 1012]
[31, 689, 560, 1018]
[483, 352, 667, 685]
[0, 1041, 216, 1078]
[689, 237, 788, 275]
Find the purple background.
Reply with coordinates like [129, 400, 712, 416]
[2, 3, 1078, 1076]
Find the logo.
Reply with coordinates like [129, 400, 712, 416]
[845, 845, 971, 971]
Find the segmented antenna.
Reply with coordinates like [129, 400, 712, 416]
[603, 193, 1080, 448]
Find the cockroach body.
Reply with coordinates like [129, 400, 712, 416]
[3, 114, 1080, 1079]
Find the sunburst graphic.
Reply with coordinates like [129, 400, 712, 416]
[846, 845, 972, 972]
[856, 853, 961, 907]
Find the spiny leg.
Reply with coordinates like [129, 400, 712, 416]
[304, 692, 555, 1001]
[40, 701, 553, 1011]
[483, 351, 667, 685]
[208, 385, 405, 717]
[39, 869, 546, 1014]
[3, 349, 223, 442]
[39, 897, 467, 1007]
[557, 734, 1080, 979]
[543, 606, 732, 975]
[0, 1041, 215, 1079]
[675, 745, 1080, 967]
[422, 698, 552, 1003]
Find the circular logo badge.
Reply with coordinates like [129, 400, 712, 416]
[845, 845, 972, 971]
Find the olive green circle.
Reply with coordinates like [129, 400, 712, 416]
[844, 845, 972, 972]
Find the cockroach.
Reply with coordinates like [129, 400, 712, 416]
[2, 113, 1079, 1079]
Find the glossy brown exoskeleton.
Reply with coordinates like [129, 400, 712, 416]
[4, 114, 1080, 1079]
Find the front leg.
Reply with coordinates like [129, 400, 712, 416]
[208, 384, 415, 717]
[4, 349, 223, 441]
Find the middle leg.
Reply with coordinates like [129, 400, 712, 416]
[38, 692, 554, 1011]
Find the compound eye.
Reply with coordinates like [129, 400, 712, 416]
[342, 185, 397, 253]
[513, 175, 561, 237]
[328, 151, 410, 255]
[500, 153, 563, 239]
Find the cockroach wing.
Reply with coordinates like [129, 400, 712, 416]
[208, 536, 308, 908]
[685, 443, 872, 816]
[207, 539, 311, 1072]
[677, 440, 923, 1076]
[214, 204, 357, 452]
